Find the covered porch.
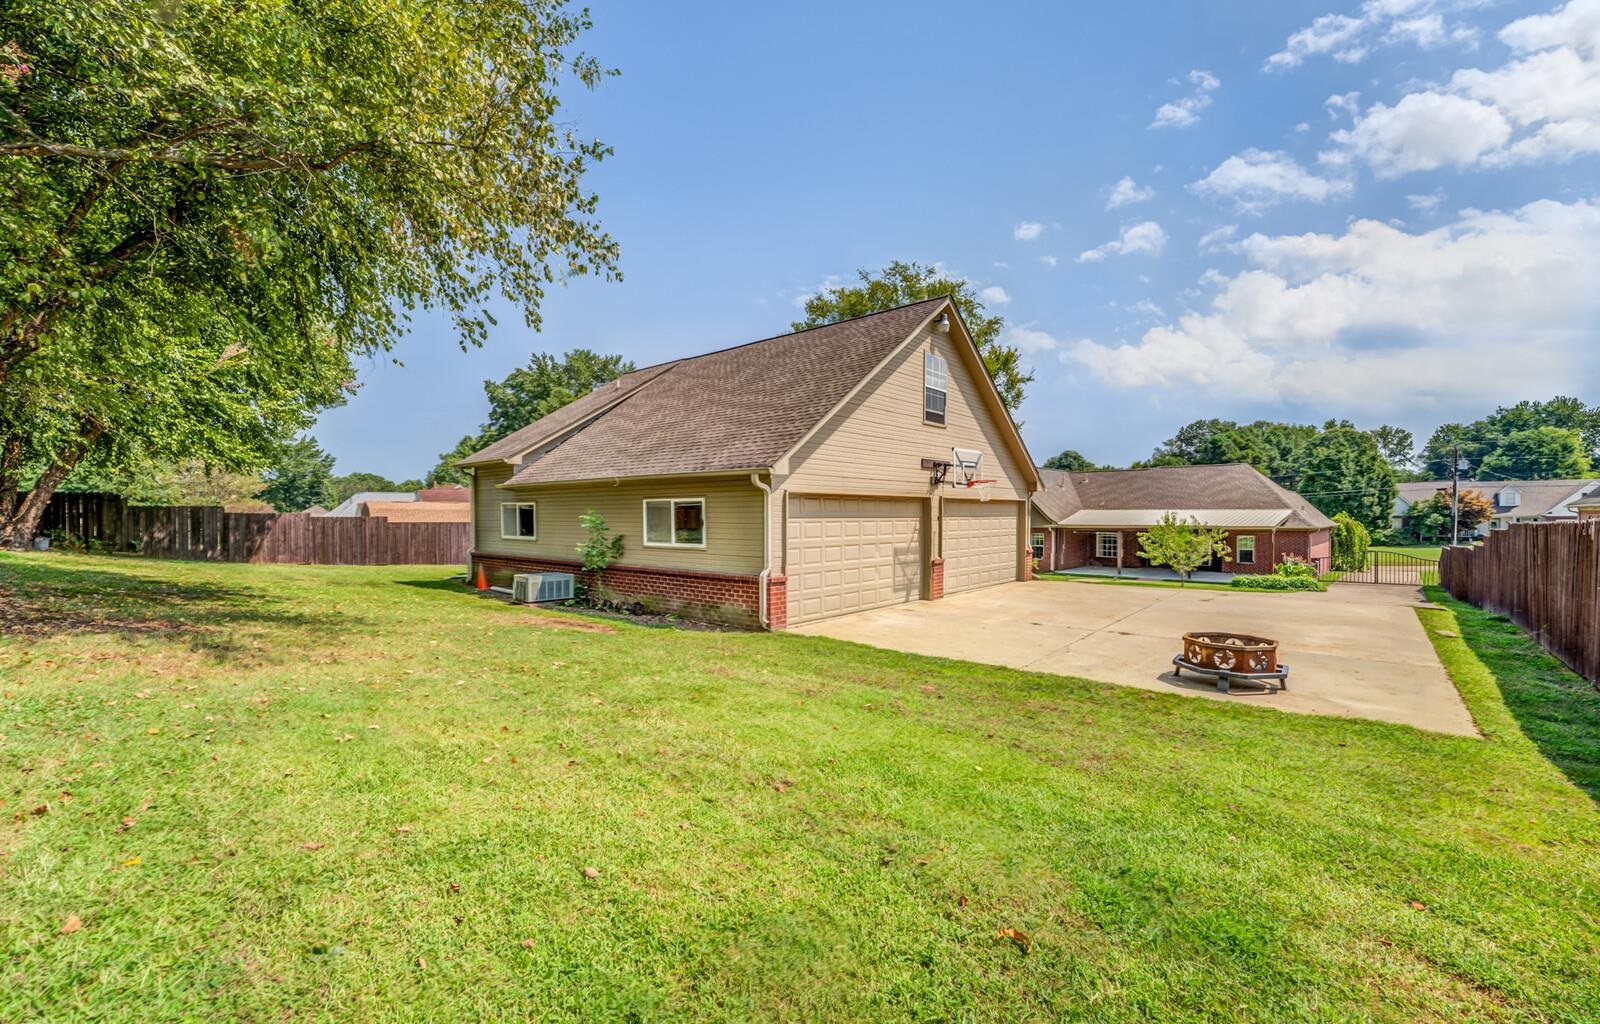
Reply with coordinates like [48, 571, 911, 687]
[1047, 564, 1236, 584]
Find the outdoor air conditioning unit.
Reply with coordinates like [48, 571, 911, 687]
[512, 572, 575, 604]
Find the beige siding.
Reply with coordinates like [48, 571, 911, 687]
[943, 499, 1024, 593]
[786, 495, 923, 624]
[771, 323, 1032, 571]
[472, 463, 764, 575]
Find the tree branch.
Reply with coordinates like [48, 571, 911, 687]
[0, 139, 377, 173]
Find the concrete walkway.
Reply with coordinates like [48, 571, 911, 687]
[1052, 566, 1235, 584]
[791, 579, 1477, 736]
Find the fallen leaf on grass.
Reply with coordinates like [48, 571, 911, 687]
[116, 817, 135, 833]
[582, 867, 599, 879]
[1409, 900, 1427, 911]
[61, 914, 83, 935]
[416, 956, 426, 970]
[771, 779, 791, 793]
[995, 927, 1030, 954]
[957, 895, 969, 908]
[147, 728, 160, 736]
[121, 856, 141, 867]
[31, 803, 49, 816]
[521, 938, 536, 948]
[393, 825, 413, 834]
[302, 842, 326, 851]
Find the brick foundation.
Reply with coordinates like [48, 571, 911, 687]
[929, 557, 945, 600]
[471, 552, 762, 629]
[765, 574, 788, 631]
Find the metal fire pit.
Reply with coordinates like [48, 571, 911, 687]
[1173, 631, 1289, 694]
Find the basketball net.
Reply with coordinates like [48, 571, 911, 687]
[966, 479, 996, 502]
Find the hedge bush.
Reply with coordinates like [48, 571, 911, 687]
[1230, 574, 1325, 592]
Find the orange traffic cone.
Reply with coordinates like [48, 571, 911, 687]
[475, 564, 489, 591]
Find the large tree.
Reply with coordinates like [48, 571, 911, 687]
[0, 0, 618, 545]
[428, 348, 635, 485]
[1479, 426, 1592, 480]
[1042, 449, 1097, 472]
[791, 261, 1031, 413]
[1422, 397, 1600, 479]
[259, 436, 337, 512]
[1296, 426, 1397, 531]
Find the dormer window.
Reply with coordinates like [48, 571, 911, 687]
[1498, 487, 1520, 507]
[923, 350, 948, 425]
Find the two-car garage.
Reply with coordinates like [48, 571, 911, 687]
[785, 494, 1024, 626]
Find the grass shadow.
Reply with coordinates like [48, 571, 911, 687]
[1426, 586, 1600, 802]
[0, 554, 363, 661]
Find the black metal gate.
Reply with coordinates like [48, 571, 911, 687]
[1334, 550, 1440, 586]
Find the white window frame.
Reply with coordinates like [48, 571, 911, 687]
[923, 349, 949, 426]
[1236, 535, 1256, 565]
[1096, 531, 1120, 560]
[499, 501, 538, 540]
[1030, 532, 1046, 560]
[642, 497, 707, 549]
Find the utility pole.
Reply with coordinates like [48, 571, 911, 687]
[1450, 443, 1461, 547]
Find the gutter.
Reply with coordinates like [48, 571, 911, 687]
[751, 472, 772, 629]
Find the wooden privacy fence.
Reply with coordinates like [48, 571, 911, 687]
[1440, 521, 1600, 687]
[40, 492, 469, 566]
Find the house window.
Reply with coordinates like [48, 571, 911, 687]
[643, 498, 706, 548]
[1096, 532, 1120, 560]
[1498, 487, 1520, 507]
[923, 350, 948, 425]
[1031, 532, 1046, 560]
[500, 502, 537, 540]
[1237, 535, 1256, 565]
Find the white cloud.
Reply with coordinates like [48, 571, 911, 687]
[1077, 221, 1168, 262]
[1013, 221, 1044, 241]
[1198, 224, 1239, 251]
[1326, 1, 1600, 175]
[978, 285, 1012, 305]
[1003, 325, 1061, 354]
[1039, 254, 1059, 267]
[1107, 176, 1156, 209]
[1266, 1, 1483, 71]
[1192, 149, 1353, 209]
[1326, 91, 1362, 119]
[1151, 69, 1220, 128]
[1065, 198, 1600, 412]
[1407, 191, 1445, 212]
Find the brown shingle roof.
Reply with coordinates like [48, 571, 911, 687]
[1397, 478, 1599, 518]
[361, 501, 472, 523]
[415, 485, 469, 502]
[1033, 463, 1334, 530]
[457, 363, 678, 468]
[461, 298, 952, 485]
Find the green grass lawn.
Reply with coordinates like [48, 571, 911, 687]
[4, 553, 1599, 1022]
[1373, 545, 1444, 560]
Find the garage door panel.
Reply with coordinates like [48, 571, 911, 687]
[788, 495, 923, 625]
[943, 500, 1021, 595]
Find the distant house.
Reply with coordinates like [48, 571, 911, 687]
[415, 485, 468, 503]
[360, 500, 471, 524]
[325, 491, 418, 517]
[457, 297, 1038, 629]
[1030, 463, 1334, 574]
[1392, 479, 1600, 536]
[1570, 495, 1600, 521]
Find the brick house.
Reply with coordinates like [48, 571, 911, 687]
[458, 298, 1038, 628]
[1029, 463, 1334, 575]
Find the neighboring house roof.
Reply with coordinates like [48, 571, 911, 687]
[325, 491, 419, 517]
[459, 298, 1037, 490]
[416, 485, 469, 503]
[361, 500, 472, 523]
[1396, 479, 1600, 519]
[1033, 463, 1334, 530]
[303, 505, 329, 516]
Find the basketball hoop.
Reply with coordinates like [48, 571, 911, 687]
[966, 479, 996, 502]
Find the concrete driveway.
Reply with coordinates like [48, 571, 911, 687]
[791, 580, 1476, 736]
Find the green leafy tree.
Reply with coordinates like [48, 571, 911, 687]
[791, 261, 1031, 413]
[1330, 511, 1371, 572]
[1146, 418, 1237, 464]
[576, 508, 624, 605]
[331, 472, 422, 504]
[1136, 513, 1232, 584]
[1042, 449, 1096, 471]
[258, 437, 337, 512]
[1405, 491, 1495, 542]
[428, 349, 636, 485]
[1423, 397, 1600, 479]
[0, 0, 619, 545]
[1370, 424, 1415, 469]
[1297, 427, 1397, 531]
[1480, 426, 1592, 480]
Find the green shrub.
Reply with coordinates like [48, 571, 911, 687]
[1274, 556, 1317, 579]
[1331, 512, 1371, 572]
[1231, 574, 1324, 592]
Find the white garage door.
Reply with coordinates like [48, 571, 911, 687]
[942, 500, 1021, 594]
[787, 495, 923, 625]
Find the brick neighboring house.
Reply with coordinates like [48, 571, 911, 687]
[1029, 463, 1334, 575]
[458, 297, 1038, 629]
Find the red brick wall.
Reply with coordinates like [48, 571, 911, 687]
[929, 557, 945, 600]
[765, 574, 788, 631]
[471, 551, 761, 628]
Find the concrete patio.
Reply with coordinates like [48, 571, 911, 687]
[792, 578, 1477, 736]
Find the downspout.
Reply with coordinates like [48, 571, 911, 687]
[751, 472, 771, 629]
[466, 466, 477, 577]
[1270, 526, 1278, 570]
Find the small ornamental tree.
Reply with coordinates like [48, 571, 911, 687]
[1331, 512, 1371, 571]
[576, 509, 624, 605]
[1136, 513, 1232, 585]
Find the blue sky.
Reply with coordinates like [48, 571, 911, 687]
[315, 0, 1600, 479]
